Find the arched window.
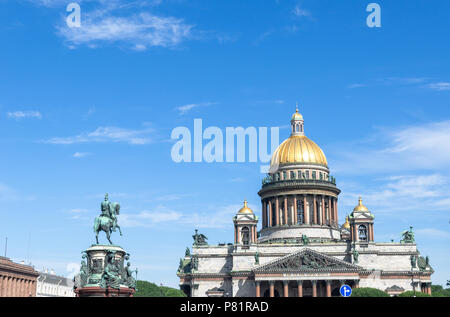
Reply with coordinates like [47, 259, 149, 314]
[241, 227, 250, 245]
[358, 225, 367, 241]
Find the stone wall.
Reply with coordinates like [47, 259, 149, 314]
[0, 257, 39, 297]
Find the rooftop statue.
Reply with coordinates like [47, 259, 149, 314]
[301, 234, 309, 245]
[400, 226, 415, 244]
[94, 193, 123, 244]
[353, 248, 359, 263]
[254, 252, 260, 265]
[192, 229, 208, 246]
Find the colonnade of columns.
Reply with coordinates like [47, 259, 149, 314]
[420, 283, 432, 295]
[0, 274, 36, 297]
[255, 279, 358, 297]
[261, 195, 338, 229]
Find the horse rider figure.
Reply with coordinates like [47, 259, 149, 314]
[94, 193, 122, 244]
[101, 193, 119, 232]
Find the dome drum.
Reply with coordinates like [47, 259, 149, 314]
[258, 107, 341, 242]
[259, 226, 341, 242]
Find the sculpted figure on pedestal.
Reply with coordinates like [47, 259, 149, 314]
[94, 193, 123, 244]
[100, 251, 122, 289]
[192, 229, 208, 246]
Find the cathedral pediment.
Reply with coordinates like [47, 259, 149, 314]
[352, 212, 374, 220]
[235, 214, 256, 221]
[253, 248, 360, 273]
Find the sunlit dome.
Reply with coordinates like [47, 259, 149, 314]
[270, 108, 328, 168]
[353, 197, 369, 212]
[238, 200, 254, 214]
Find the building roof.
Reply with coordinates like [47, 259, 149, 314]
[38, 272, 74, 287]
[0, 257, 40, 277]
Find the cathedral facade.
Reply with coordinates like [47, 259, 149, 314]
[177, 109, 433, 297]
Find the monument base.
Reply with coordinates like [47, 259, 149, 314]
[75, 286, 135, 297]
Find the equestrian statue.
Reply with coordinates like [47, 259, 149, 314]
[94, 193, 123, 244]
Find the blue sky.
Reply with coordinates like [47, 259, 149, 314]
[0, 0, 449, 288]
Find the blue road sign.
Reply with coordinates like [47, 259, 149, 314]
[340, 285, 352, 297]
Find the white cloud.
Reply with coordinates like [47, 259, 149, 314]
[386, 120, 450, 167]
[330, 120, 450, 215]
[340, 174, 450, 214]
[66, 262, 81, 279]
[427, 82, 450, 91]
[176, 102, 216, 115]
[347, 83, 365, 89]
[56, 2, 193, 50]
[69, 208, 89, 213]
[119, 205, 183, 227]
[119, 202, 256, 229]
[46, 126, 154, 145]
[332, 120, 450, 174]
[183, 203, 257, 229]
[0, 183, 18, 201]
[73, 152, 90, 158]
[415, 228, 450, 239]
[293, 5, 310, 17]
[7, 111, 42, 119]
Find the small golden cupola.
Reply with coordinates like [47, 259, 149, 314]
[353, 197, 369, 212]
[238, 200, 254, 214]
[234, 200, 258, 246]
[270, 105, 328, 168]
[349, 197, 375, 243]
[342, 216, 350, 229]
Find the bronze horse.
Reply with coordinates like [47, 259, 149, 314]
[94, 202, 122, 244]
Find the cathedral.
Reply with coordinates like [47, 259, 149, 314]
[177, 108, 433, 297]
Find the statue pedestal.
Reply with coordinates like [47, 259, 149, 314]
[74, 244, 136, 297]
[75, 286, 135, 297]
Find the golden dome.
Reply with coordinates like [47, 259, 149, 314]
[238, 200, 253, 214]
[353, 197, 369, 212]
[342, 216, 350, 229]
[291, 108, 303, 121]
[270, 135, 328, 167]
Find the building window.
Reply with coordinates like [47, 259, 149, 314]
[282, 171, 286, 180]
[305, 171, 309, 179]
[312, 171, 316, 179]
[290, 171, 295, 179]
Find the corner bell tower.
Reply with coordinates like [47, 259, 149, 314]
[233, 200, 258, 246]
[349, 197, 375, 243]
